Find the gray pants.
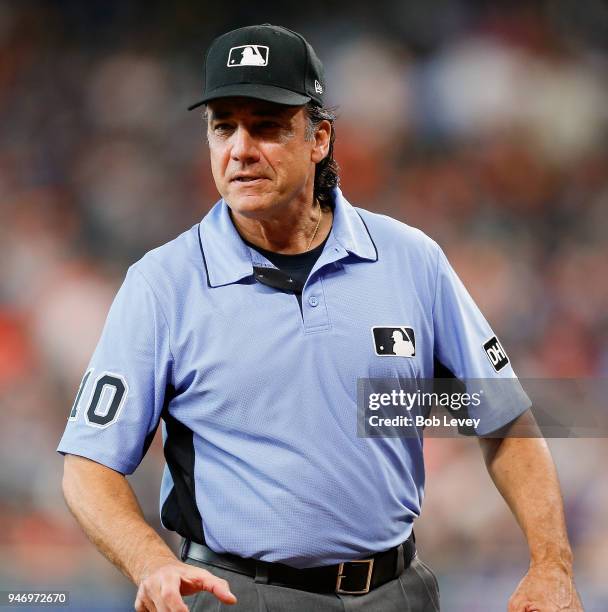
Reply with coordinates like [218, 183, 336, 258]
[183, 553, 440, 611]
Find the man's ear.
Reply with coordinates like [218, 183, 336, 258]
[311, 120, 331, 164]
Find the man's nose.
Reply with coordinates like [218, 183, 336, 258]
[231, 126, 260, 163]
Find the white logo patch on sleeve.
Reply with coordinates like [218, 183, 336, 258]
[227, 45, 269, 67]
[484, 336, 509, 371]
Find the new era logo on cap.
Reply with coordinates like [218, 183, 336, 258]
[372, 327, 416, 357]
[484, 336, 509, 371]
[227, 45, 269, 67]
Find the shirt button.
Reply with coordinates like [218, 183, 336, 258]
[308, 296, 319, 307]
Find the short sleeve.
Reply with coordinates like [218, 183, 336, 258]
[57, 265, 173, 474]
[432, 246, 531, 435]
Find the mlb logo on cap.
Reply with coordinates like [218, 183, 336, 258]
[227, 45, 269, 67]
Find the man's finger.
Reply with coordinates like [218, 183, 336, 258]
[134, 589, 157, 612]
[207, 577, 237, 605]
[508, 595, 531, 612]
[182, 570, 237, 604]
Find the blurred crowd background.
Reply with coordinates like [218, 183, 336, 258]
[0, 1, 607, 610]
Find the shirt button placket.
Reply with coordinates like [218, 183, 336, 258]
[303, 278, 329, 332]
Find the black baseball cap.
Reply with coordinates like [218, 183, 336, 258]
[187, 24, 325, 110]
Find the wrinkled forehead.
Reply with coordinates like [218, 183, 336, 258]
[206, 96, 304, 120]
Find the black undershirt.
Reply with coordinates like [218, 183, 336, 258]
[243, 234, 330, 311]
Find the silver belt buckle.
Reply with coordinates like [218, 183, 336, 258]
[335, 559, 375, 594]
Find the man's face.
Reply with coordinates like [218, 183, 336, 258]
[206, 97, 328, 218]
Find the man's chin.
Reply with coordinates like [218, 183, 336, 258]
[224, 192, 276, 217]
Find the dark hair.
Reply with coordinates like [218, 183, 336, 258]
[304, 102, 340, 205]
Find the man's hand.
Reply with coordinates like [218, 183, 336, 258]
[479, 413, 583, 611]
[508, 561, 583, 611]
[134, 560, 237, 612]
[61, 456, 237, 611]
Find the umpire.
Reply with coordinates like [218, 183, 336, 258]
[58, 24, 582, 611]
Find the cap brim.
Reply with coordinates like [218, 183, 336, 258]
[187, 83, 311, 111]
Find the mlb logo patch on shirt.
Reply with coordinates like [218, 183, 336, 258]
[372, 327, 416, 357]
[227, 45, 269, 67]
[484, 336, 509, 371]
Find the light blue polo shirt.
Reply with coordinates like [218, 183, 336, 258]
[57, 187, 530, 568]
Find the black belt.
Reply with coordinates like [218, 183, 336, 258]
[181, 532, 416, 595]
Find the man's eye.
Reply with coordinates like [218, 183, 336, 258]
[258, 121, 280, 129]
[213, 123, 232, 132]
